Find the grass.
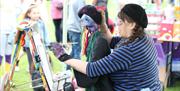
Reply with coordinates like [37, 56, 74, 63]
[165, 80, 180, 91]
[12, 52, 65, 91]
[1, 0, 179, 91]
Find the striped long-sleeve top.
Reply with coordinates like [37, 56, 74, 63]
[86, 36, 162, 91]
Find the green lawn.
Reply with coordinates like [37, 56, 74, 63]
[1, 0, 180, 91]
[12, 52, 65, 91]
[165, 81, 180, 91]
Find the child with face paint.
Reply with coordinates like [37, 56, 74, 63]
[77, 5, 113, 91]
[52, 5, 112, 91]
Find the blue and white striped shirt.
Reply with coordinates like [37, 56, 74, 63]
[86, 36, 161, 91]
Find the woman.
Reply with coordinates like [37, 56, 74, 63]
[51, 4, 162, 91]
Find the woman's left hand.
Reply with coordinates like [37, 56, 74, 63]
[50, 42, 66, 58]
[50, 42, 72, 62]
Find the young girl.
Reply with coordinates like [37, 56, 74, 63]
[15, 0, 50, 72]
[15, 4, 50, 91]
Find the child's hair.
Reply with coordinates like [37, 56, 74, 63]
[78, 5, 102, 25]
[23, 4, 39, 19]
[78, 5, 102, 59]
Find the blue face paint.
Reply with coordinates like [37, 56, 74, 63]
[80, 14, 98, 33]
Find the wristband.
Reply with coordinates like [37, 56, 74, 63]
[58, 54, 72, 62]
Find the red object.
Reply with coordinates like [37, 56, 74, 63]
[158, 21, 174, 41]
[20, 21, 29, 25]
[95, 6, 106, 11]
[108, 18, 114, 34]
[20, 33, 26, 46]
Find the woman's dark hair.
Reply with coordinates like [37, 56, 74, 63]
[78, 5, 102, 25]
[116, 4, 148, 45]
[118, 11, 145, 45]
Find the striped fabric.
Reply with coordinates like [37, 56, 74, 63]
[86, 36, 162, 91]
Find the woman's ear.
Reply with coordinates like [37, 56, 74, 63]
[129, 22, 136, 30]
[126, 22, 136, 37]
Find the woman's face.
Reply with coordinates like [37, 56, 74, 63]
[117, 18, 135, 38]
[28, 7, 40, 21]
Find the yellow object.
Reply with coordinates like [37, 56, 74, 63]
[17, 12, 25, 22]
[175, 6, 180, 20]
[173, 21, 180, 42]
[5, 63, 11, 72]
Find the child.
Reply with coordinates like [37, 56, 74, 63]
[15, 4, 50, 91]
[72, 5, 113, 91]
[78, 5, 113, 91]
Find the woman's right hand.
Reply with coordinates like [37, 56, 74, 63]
[101, 10, 106, 25]
[99, 10, 113, 44]
[100, 10, 108, 33]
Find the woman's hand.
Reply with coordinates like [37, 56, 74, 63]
[100, 10, 106, 25]
[50, 42, 66, 58]
[99, 10, 112, 44]
[50, 42, 72, 62]
[100, 10, 108, 33]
